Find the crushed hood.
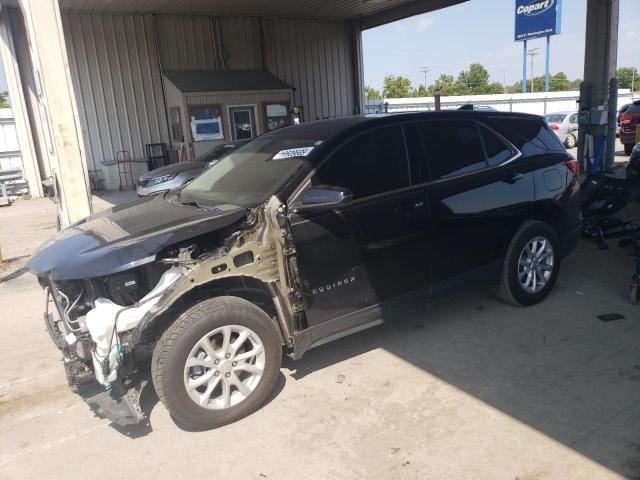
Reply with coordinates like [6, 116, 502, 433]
[27, 194, 246, 280]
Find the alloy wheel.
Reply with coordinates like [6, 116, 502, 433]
[183, 325, 265, 410]
[517, 236, 554, 294]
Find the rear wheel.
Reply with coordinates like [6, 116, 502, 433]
[498, 221, 561, 306]
[625, 143, 634, 156]
[152, 296, 282, 429]
[564, 134, 576, 149]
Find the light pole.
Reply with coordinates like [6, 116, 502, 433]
[498, 68, 507, 93]
[527, 47, 540, 93]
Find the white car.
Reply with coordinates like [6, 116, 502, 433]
[545, 111, 578, 149]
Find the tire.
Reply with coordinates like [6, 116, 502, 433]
[625, 143, 634, 156]
[564, 134, 576, 149]
[498, 220, 561, 306]
[152, 296, 282, 430]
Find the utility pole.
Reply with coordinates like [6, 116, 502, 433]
[527, 47, 540, 93]
[498, 68, 507, 93]
[419, 66, 431, 90]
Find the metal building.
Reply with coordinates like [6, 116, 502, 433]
[0, 0, 621, 227]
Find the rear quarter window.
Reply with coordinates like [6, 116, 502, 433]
[487, 117, 565, 156]
[625, 102, 640, 115]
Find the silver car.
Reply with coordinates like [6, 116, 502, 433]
[137, 140, 247, 196]
[545, 111, 578, 149]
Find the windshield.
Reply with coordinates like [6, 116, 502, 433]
[545, 114, 566, 123]
[181, 134, 321, 207]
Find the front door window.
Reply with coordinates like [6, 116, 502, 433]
[229, 107, 256, 140]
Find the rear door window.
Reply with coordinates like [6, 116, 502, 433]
[314, 126, 409, 199]
[418, 120, 486, 180]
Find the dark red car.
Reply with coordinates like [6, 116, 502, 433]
[620, 100, 640, 155]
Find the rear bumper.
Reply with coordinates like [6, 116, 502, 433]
[620, 131, 637, 144]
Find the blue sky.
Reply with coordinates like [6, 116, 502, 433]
[363, 0, 640, 91]
[0, 1, 637, 95]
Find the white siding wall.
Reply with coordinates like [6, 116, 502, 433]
[61, 12, 360, 183]
[263, 18, 358, 122]
[62, 12, 169, 171]
[154, 15, 226, 71]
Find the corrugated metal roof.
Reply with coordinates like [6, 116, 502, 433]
[55, 0, 467, 28]
[164, 69, 292, 93]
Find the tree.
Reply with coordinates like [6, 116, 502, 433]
[383, 75, 412, 98]
[548, 72, 571, 91]
[364, 85, 381, 100]
[412, 84, 429, 97]
[487, 82, 505, 94]
[0, 91, 9, 108]
[456, 63, 491, 95]
[617, 67, 639, 91]
[428, 74, 459, 96]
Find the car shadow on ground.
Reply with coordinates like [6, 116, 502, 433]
[141, 371, 288, 434]
[282, 239, 640, 477]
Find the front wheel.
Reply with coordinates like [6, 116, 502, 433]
[152, 296, 282, 429]
[498, 221, 561, 306]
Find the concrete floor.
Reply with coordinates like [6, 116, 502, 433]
[1, 160, 639, 479]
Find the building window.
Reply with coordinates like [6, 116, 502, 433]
[229, 106, 257, 140]
[169, 107, 183, 143]
[188, 104, 224, 141]
[264, 103, 290, 131]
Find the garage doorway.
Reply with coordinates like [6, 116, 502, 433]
[229, 106, 257, 140]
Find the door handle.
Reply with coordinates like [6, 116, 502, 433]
[503, 172, 524, 184]
[395, 201, 424, 214]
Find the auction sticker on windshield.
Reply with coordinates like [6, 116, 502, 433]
[272, 147, 314, 160]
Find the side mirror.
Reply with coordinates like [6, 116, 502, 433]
[291, 185, 353, 213]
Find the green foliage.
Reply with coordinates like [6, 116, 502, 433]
[511, 72, 577, 93]
[428, 74, 459, 96]
[412, 84, 429, 97]
[0, 91, 9, 108]
[383, 75, 412, 98]
[376, 65, 583, 99]
[617, 67, 639, 91]
[364, 85, 381, 100]
[456, 64, 492, 95]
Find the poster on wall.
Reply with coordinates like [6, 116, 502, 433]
[189, 105, 224, 141]
[191, 117, 224, 141]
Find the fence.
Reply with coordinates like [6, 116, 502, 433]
[365, 90, 636, 116]
[0, 107, 27, 197]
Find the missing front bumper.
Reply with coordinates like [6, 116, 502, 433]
[77, 377, 151, 435]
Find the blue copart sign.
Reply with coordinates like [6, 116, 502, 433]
[514, 0, 562, 41]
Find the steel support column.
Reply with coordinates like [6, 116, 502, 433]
[578, 0, 619, 173]
[17, 0, 92, 225]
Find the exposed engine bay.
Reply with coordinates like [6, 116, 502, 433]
[40, 197, 302, 425]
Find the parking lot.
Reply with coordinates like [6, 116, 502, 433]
[0, 147, 639, 479]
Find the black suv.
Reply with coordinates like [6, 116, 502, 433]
[27, 111, 582, 429]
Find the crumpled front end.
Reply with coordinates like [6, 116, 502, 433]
[35, 196, 301, 429]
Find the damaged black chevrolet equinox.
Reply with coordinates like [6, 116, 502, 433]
[28, 111, 582, 429]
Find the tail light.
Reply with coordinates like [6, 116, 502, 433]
[566, 157, 580, 177]
[620, 114, 633, 125]
[550, 123, 559, 131]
